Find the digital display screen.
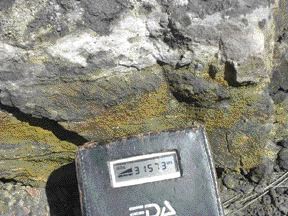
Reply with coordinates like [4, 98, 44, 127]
[108, 151, 181, 188]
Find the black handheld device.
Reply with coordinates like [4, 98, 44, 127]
[76, 127, 224, 216]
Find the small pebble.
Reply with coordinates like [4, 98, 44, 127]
[56, 26, 62, 32]
[262, 194, 272, 205]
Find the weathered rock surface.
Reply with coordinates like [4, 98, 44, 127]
[0, 0, 275, 123]
[0, 182, 49, 216]
[240, 186, 288, 216]
[0, 108, 77, 186]
[278, 148, 288, 171]
[248, 158, 275, 183]
[0, 0, 287, 215]
[165, 68, 230, 107]
[278, 139, 288, 148]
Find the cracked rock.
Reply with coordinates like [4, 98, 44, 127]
[166, 70, 229, 107]
[0, 0, 276, 123]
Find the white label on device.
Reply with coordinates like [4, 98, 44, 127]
[108, 151, 181, 188]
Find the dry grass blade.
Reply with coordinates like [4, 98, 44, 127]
[223, 194, 243, 207]
[226, 172, 288, 215]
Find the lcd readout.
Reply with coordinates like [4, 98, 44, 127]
[108, 151, 181, 188]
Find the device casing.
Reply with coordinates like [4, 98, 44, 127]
[76, 127, 224, 216]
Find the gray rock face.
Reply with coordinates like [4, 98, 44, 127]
[165, 69, 229, 107]
[0, 0, 275, 123]
[0, 60, 164, 121]
[81, 0, 132, 35]
[0, 0, 15, 11]
[248, 159, 275, 183]
[158, 0, 272, 84]
[278, 140, 288, 148]
[278, 149, 288, 170]
[222, 172, 254, 193]
[270, 54, 288, 94]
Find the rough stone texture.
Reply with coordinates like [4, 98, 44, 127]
[165, 68, 230, 107]
[240, 187, 288, 216]
[0, 0, 287, 215]
[0, 182, 49, 216]
[247, 158, 275, 183]
[278, 139, 288, 148]
[278, 149, 288, 171]
[0, 108, 78, 186]
[0, 0, 275, 123]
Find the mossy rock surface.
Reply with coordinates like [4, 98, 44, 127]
[0, 0, 288, 215]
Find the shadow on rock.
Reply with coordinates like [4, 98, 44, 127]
[0, 103, 88, 146]
[46, 162, 81, 216]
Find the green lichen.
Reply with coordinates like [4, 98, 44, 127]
[274, 101, 288, 140]
[0, 61, 278, 185]
[63, 68, 275, 171]
[192, 84, 276, 170]
[0, 111, 76, 186]
[65, 83, 177, 140]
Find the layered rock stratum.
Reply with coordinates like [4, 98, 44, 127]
[0, 0, 288, 215]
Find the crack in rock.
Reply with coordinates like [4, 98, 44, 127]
[0, 102, 87, 146]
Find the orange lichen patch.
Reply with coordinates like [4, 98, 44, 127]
[61, 81, 200, 142]
[232, 134, 251, 147]
[57, 64, 239, 141]
[0, 63, 276, 187]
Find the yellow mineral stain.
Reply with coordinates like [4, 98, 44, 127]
[0, 111, 76, 186]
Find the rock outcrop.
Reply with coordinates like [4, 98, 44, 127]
[0, 0, 287, 215]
